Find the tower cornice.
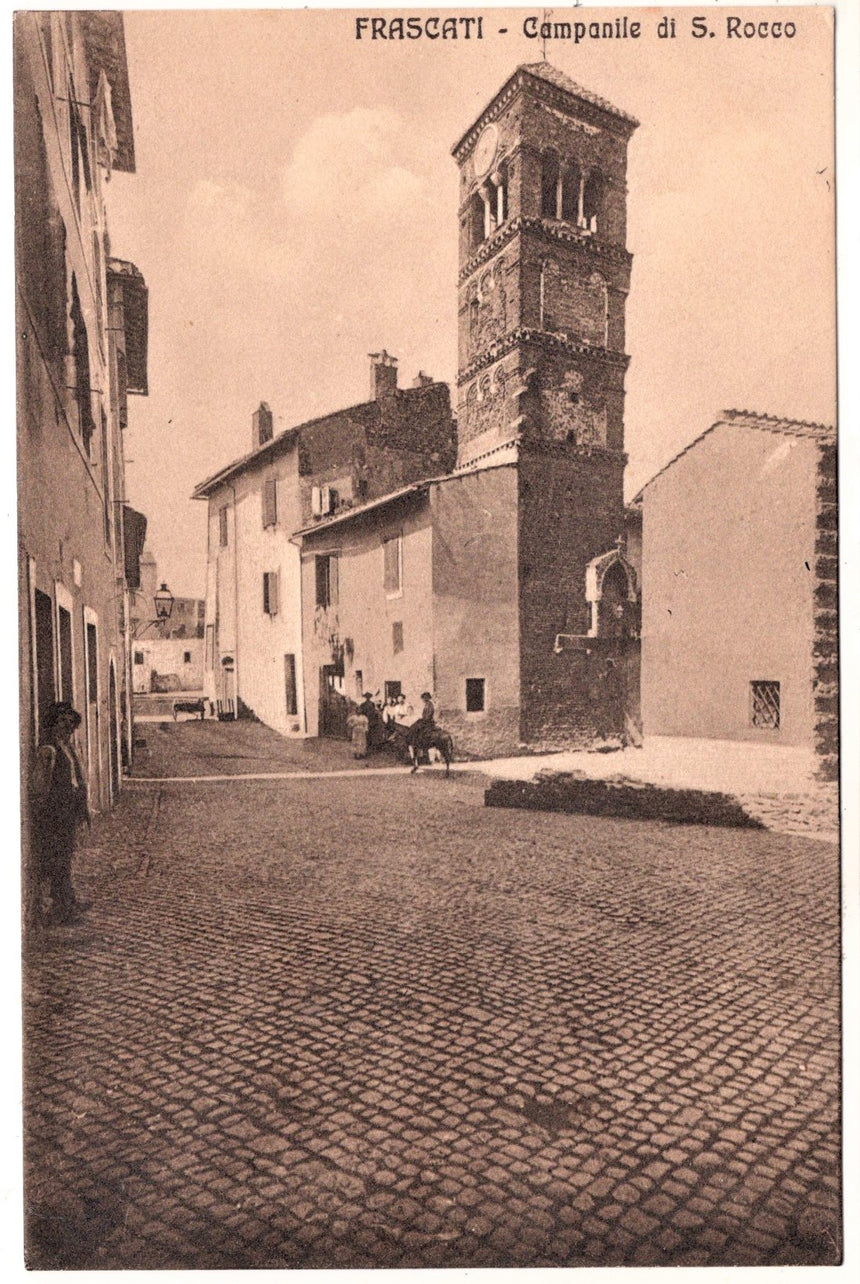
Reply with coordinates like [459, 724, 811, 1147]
[458, 215, 632, 286]
[457, 328, 630, 386]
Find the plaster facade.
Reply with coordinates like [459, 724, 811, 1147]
[132, 638, 204, 695]
[195, 63, 641, 758]
[298, 464, 521, 757]
[640, 415, 835, 764]
[200, 435, 305, 733]
[15, 11, 146, 836]
[194, 364, 455, 734]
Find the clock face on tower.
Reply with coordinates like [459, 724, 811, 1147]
[473, 124, 498, 179]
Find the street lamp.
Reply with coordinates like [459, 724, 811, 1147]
[153, 582, 174, 621]
[133, 582, 175, 638]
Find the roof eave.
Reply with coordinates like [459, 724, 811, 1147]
[452, 64, 637, 160]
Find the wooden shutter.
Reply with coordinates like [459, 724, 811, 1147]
[263, 478, 277, 528]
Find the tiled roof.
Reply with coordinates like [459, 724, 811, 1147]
[293, 452, 518, 539]
[519, 63, 639, 126]
[634, 410, 836, 499]
[452, 61, 638, 157]
[192, 380, 449, 499]
[717, 409, 836, 444]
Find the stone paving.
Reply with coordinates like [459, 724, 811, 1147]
[131, 720, 839, 840]
[23, 726, 842, 1268]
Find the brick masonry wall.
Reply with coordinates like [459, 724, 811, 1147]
[813, 443, 838, 780]
[518, 231, 631, 349]
[297, 385, 455, 526]
[517, 448, 628, 745]
[519, 94, 630, 243]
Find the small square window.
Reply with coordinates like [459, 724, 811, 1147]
[133, 650, 144, 665]
[183, 651, 192, 664]
[466, 678, 485, 713]
[750, 680, 780, 729]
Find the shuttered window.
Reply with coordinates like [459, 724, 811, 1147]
[263, 571, 279, 616]
[284, 654, 297, 715]
[263, 477, 277, 528]
[315, 555, 338, 609]
[383, 534, 402, 595]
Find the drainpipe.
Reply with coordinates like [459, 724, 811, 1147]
[231, 482, 239, 719]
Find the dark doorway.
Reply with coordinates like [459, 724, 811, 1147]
[108, 660, 119, 802]
[85, 621, 101, 807]
[34, 589, 55, 740]
[58, 604, 73, 702]
[319, 664, 349, 739]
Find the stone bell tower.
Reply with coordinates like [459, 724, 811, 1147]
[452, 65, 640, 745]
[452, 61, 637, 465]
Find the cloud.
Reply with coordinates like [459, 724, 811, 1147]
[281, 107, 423, 229]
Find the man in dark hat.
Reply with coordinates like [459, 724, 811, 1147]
[408, 691, 437, 766]
[30, 702, 90, 925]
[357, 691, 384, 750]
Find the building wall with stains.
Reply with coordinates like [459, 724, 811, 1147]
[641, 422, 821, 745]
[201, 439, 306, 735]
[16, 11, 144, 831]
[431, 466, 521, 756]
[300, 495, 436, 739]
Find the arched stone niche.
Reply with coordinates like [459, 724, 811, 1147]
[585, 547, 638, 637]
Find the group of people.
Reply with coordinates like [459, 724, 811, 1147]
[346, 689, 437, 762]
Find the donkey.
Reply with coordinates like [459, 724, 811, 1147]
[389, 724, 454, 777]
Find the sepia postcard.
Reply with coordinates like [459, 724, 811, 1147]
[11, 3, 853, 1274]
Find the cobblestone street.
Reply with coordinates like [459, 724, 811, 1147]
[24, 726, 841, 1268]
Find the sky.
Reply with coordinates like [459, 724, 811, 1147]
[105, 5, 837, 600]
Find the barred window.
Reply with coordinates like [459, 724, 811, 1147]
[750, 680, 780, 730]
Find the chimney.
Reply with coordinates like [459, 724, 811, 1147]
[412, 371, 434, 388]
[252, 401, 273, 448]
[369, 350, 398, 400]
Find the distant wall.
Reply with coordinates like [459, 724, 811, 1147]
[133, 638, 203, 693]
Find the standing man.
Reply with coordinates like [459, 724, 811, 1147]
[30, 702, 91, 925]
